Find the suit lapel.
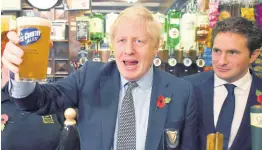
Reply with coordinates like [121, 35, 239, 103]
[199, 72, 216, 134]
[230, 73, 262, 149]
[100, 62, 121, 150]
[145, 68, 171, 150]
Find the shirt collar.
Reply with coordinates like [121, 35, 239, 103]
[214, 69, 252, 90]
[120, 65, 153, 90]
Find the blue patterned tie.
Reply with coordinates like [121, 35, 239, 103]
[117, 81, 138, 150]
[216, 84, 236, 150]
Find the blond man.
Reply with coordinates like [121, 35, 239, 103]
[2, 6, 198, 150]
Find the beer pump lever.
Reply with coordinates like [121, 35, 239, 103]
[59, 108, 80, 150]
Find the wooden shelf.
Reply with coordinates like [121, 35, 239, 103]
[52, 40, 69, 42]
[54, 58, 69, 61]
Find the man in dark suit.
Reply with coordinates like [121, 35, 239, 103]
[183, 17, 262, 150]
[2, 6, 198, 150]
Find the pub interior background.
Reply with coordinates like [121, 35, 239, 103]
[1, 0, 262, 82]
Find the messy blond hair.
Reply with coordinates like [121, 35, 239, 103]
[109, 5, 161, 49]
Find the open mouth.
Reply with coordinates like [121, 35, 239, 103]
[123, 60, 139, 70]
[123, 60, 138, 66]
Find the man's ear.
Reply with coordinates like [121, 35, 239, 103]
[250, 49, 261, 64]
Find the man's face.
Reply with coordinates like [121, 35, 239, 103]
[212, 32, 259, 83]
[113, 17, 157, 81]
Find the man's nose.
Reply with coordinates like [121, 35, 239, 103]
[124, 41, 135, 55]
[217, 53, 229, 65]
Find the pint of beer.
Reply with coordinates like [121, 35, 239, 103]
[17, 17, 51, 81]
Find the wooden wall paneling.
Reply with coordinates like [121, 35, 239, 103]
[53, 42, 69, 59]
[54, 60, 69, 75]
[54, 9, 68, 20]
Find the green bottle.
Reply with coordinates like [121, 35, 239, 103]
[167, 10, 181, 49]
[89, 13, 104, 43]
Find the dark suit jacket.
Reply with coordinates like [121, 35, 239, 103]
[183, 70, 262, 150]
[7, 61, 198, 150]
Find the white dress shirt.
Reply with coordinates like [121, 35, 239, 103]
[113, 66, 153, 150]
[214, 70, 252, 149]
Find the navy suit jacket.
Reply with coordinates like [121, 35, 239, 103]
[8, 61, 198, 150]
[183, 70, 262, 150]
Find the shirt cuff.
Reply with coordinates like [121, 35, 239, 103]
[8, 78, 36, 98]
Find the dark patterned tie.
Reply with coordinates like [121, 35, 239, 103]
[117, 81, 138, 150]
[216, 84, 236, 150]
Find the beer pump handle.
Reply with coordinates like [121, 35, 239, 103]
[59, 108, 80, 150]
[206, 133, 216, 150]
[215, 132, 223, 150]
[64, 108, 77, 126]
[206, 132, 223, 150]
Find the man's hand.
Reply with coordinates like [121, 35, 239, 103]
[1, 31, 53, 79]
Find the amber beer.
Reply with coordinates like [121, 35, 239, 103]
[17, 17, 51, 81]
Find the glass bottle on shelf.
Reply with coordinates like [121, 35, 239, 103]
[153, 12, 166, 68]
[105, 12, 118, 44]
[167, 9, 181, 49]
[89, 13, 104, 62]
[76, 16, 92, 68]
[195, 12, 209, 56]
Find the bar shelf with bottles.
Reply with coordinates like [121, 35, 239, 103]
[153, 0, 262, 77]
[69, 0, 262, 77]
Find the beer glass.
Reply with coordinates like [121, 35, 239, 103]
[16, 17, 51, 81]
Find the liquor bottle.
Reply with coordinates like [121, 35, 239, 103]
[89, 13, 104, 62]
[105, 12, 118, 44]
[76, 16, 89, 41]
[153, 12, 166, 68]
[180, 8, 196, 52]
[59, 108, 80, 150]
[76, 16, 92, 68]
[167, 9, 181, 49]
[89, 13, 104, 43]
[196, 12, 209, 57]
[108, 44, 115, 62]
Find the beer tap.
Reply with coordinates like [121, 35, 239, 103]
[167, 47, 178, 76]
[108, 44, 115, 62]
[59, 108, 80, 150]
[182, 50, 193, 76]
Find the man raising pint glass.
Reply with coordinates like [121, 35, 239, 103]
[2, 6, 198, 150]
[16, 16, 51, 81]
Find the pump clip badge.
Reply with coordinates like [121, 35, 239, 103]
[19, 28, 41, 46]
[165, 129, 179, 148]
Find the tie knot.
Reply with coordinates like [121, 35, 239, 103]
[224, 84, 236, 94]
[127, 81, 138, 90]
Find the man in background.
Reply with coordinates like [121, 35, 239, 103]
[183, 17, 262, 150]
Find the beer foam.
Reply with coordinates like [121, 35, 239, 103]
[17, 17, 51, 27]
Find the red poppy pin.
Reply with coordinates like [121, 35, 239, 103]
[155, 95, 171, 111]
[1, 114, 9, 131]
[256, 90, 262, 105]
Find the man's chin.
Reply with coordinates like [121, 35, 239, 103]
[216, 73, 237, 83]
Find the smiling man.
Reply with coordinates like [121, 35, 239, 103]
[183, 17, 262, 150]
[2, 6, 198, 150]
